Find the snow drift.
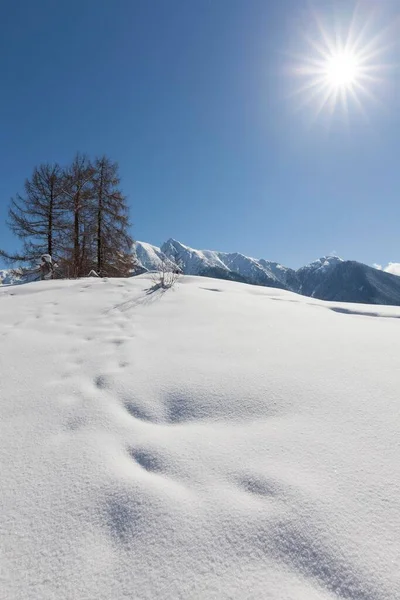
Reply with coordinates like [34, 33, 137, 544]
[1, 275, 400, 599]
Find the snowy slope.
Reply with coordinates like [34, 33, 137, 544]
[134, 239, 293, 288]
[1, 275, 400, 600]
[4, 243, 400, 306]
[161, 239, 287, 288]
[134, 240, 400, 305]
[134, 240, 250, 284]
[161, 238, 232, 274]
[215, 252, 283, 286]
[133, 241, 176, 272]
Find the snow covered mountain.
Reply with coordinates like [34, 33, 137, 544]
[296, 256, 344, 296]
[0, 269, 22, 285]
[0, 268, 39, 285]
[133, 241, 176, 273]
[161, 238, 295, 289]
[134, 240, 400, 306]
[135, 239, 293, 289]
[308, 260, 400, 305]
[3, 239, 400, 306]
[2, 275, 400, 599]
[0, 269, 10, 284]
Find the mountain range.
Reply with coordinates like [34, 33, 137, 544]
[134, 239, 400, 306]
[2, 239, 400, 306]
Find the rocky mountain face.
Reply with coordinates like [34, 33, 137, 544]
[309, 260, 400, 305]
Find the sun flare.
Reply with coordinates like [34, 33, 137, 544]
[324, 52, 359, 88]
[291, 7, 389, 119]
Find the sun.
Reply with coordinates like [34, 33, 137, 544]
[324, 52, 359, 88]
[290, 6, 390, 119]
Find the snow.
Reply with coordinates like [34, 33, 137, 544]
[1, 275, 400, 599]
[134, 241, 175, 271]
[0, 269, 21, 285]
[0, 267, 41, 286]
[298, 255, 344, 275]
[160, 239, 292, 286]
[161, 238, 231, 274]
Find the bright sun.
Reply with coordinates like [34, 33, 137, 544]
[291, 7, 389, 119]
[325, 52, 359, 88]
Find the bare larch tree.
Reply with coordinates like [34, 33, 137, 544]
[0, 163, 65, 265]
[91, 156, 134, 277]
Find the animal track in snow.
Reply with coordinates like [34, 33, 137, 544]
[123, 392, 212, 426]
[110, 337, 125, 347]
[238, 475, 280, 499]
[164, 392, 209, 424]
[94, 374, 111, 390]
[128, 448, 165, 473]
[270, 520, 379, 600]
[124, 401, 153, 422]
[65, 415, 87, 431]
[105, 493, 145, 545]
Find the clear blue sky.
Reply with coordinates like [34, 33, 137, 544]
[1, 0, 399, 269]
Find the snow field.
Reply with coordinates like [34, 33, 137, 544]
[1, 275, 400, 599]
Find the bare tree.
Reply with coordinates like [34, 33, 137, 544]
[151, 257, 180, 289]
[90, 156, 135, 277]
[61, 153, 95, 278]
[0, 163, 65, 265]
[1, 153, 136, 280]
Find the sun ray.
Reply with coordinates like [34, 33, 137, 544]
[290, 4, 391, 120]
[291, 80, 328, 114]
[351, 80, 379, 105]
[287, 75, 328, 102]
[346, 5, 376, 52]
[348, 86, 370, 123]
[340, 86, 350, 116]
[313, 12, 337, 56]
[314, 86, 336, 120]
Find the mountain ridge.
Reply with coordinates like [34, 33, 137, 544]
[2, 238, 400, 307]
[134, 239, 400, 306]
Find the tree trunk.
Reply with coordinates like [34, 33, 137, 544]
[74, 192, 80, 278]
[48, 186, 53, 256]
[97, 163, 104, 275]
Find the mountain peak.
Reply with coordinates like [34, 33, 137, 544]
[162, 238, 188, 250]
[300, 255, 343, 272]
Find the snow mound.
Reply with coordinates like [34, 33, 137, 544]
[1, 275, 400, 599]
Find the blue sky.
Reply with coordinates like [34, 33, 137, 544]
[1, 0, 400, 269]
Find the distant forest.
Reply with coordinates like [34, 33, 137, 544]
[0, 154, 135, 278]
